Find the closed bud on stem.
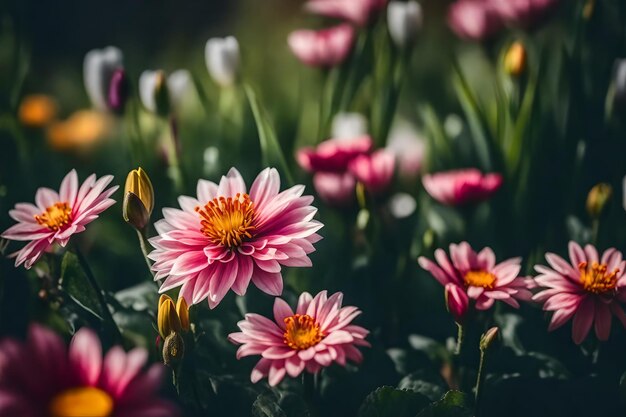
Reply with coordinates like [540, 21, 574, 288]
[586, 183, 612, 219]
[205, 36, 240, 87]
[107, 68, 130, 115]
[158, 295, 182, 339]
[444, 283, 469, 324]
[162, 332, 185, 367]
[504, 41, 527, 77]
[479, 327, 499, 351]
[123, 168, 154, 231]
[176, 297, 190, 332]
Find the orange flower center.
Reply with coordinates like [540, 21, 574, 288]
[463, 270, 496, 289]
[195, 193, 256, 248]
[283, 314, 324, 350]
[579, 261, 619, 294]
[35, 202, 72, 231]
[49, 386, 113, 417]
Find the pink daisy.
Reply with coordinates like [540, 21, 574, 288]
[421, 168, 502, 206]
[148, 168, 323, 309]
[0, 324, 178, 417]
[1, 169, 118, 269]
[228, 290, 370, 386]
[532, 241, 626, 344]
[418, 242, 533, 314]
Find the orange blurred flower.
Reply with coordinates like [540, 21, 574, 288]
[46, 110, 112, 150]
[18, 95, 58, 128]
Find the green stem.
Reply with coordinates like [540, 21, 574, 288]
[73, 245, 123, 343]
[167, 116, 184, 192]
[474, 349, 488, 417]
[455, 323, 465, 356]
[591, 218, 600, 245]
[136, 229, 154, 277]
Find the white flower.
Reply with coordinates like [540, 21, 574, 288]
[205, 36, 240, 87]
[387, 1, 423, 48]
[138, 69, 192, 114]
[388, 193, 417, 218]
[386, 119, 425, 179]
[83, 46, 123, 111]
[331, 112, 368, 139]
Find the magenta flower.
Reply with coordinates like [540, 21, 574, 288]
[288, 24, 355, 68]
[228, 291, 370, 386]
[445, 283, 469, 323]
[348, 149, 396, 196]
[1, 169, 118, 269]
[421, 169, 503, 206]
[297, 136, 373, 206]
[418, 242, 532, 311]
[148, 168, 323, 308]
[532, 242, 626, 344]
[490, 0, 560, 27]
[0, 324, 178, 417]
[305, 0, 387, 27]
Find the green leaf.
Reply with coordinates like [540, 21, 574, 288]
[398, 370, 447, 402]
[59, 252, 104, 320]
[359, 386, 431, 417]
[252, 392, 287, 417]
[415, 390, 473, 417]
[243, 83, 294, 184]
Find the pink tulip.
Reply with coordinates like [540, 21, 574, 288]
[445, 283, 469, 324]
[490, 0, 560, 27]
[297, 136, 373, 173]
[313, 171, 357, 206]
[422, 168, 502, 206]
[447, 0, 503, 40]
[348, 149, 395, 195]
[305, 0, 387, 27]
[288, 24, 356, 68]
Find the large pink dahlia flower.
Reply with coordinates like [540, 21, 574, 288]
[418, 242, 532, 314]
[228, 291, 370, 386]
[533, 242, 626, 344]
[148, 168, 323, 308]
[1, 169, 118, 269]
[0, 324, 178, 417]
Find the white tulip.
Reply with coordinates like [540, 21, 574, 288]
[387, 1, 423, 48]
[83, 46, 123, 110]
[205, 36, 240, 87]
[139, 69, 192, 114]
[388, 193, 417, 219]
[331, 112, 368, 140]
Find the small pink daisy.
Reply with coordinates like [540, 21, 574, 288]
[0, 324, 178, 417]
[148, 168, 323, 308]
[228, 291, 370, 386]
[1, 169, 118, 269]
[533, 241, 626, 344]
[418, 242, 532, 314]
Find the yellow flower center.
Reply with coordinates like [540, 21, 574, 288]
[35, 202, 72, 231]
[579, 261, 619, 294]
[463, 270, 496, 289]
[49, 387, 113, 417]
[283, 314, 324, 350]
[195, 193, 256, 248]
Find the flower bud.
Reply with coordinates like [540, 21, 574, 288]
[123, 168, 154, 231]
[205, 36, 240, 87]
[387, 1, 423, 48]
[444, 283, 469, 324]
[158, 295, 182, 339]
[479, 327, 499, 351]
[586, 183, 612, 219]
[162, 332, 185, 367]
[107, 68, 130, 115]
[83, 46, 124, 112]
[503, 41, 527, 77]
[176, 297, 190, 332]
[139, 70, 170, 116]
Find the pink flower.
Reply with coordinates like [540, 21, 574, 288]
[418, 242, 532, 311]
[297, 136, 373, 206]
[348, 149, 395, 195]
[228, 290, 370, 386]
[386, 121, 425, 180]
[0, 324, 178, 417]
[148, 168, 323, 308]
[490, 0, 560, 27]
[421, 169, 503, 206]
[1, 169, 118, 269]
[447, 0, 503, 40]
[532, 242, 626, 344]
[288, 24, 355, 68]
[305, 0, 387, 27]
